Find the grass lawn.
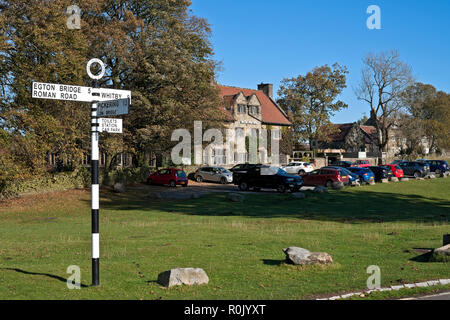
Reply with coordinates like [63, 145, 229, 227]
[0, 178, 449, 300]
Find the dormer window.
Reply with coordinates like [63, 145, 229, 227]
[248, 106, 260, 115]
[237, 104, 246, 113]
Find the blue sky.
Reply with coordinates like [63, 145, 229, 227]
[190, 0, 450, 123]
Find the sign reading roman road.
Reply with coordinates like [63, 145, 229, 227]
[100, 118, 123, 133]
[32, 82, 131, 103]
[97, 98, 129, 116]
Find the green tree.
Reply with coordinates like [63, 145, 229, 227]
[277, 63, 348, 150]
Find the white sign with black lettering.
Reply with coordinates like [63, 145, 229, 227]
[99, 118, 122, 134]
[97, 98, 129, 116]
[32, 82, 131, 103]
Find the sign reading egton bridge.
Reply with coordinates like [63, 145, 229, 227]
[32, 82, 131, 103]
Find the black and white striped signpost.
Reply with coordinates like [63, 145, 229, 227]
[32, 58, 130, 287]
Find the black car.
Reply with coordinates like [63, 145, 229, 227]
[398, 161, 430, 178]
[234, 166, 303, 193]
[367, 166, 390, 182]
[331, 161, 355, 168]
[231, 164, 262, 185]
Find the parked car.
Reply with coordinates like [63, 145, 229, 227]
[348, 167, 375, 184]
[354, 160, 372, 168]
[331, 160, 355, 168]
[234, 166, 303, 193]
[325, 166, 360, 185]
[381, 164, 404, 178]
[302, 167, 350, 188]
[194, 167, 233, 184]
[367, 166, 390, 182]
[417, 160, 449, 174]
[147, 168, 188, 187]
[280, 162, 314, 175]
[397, 161, 430, 178]
[231, 164, 262, 185]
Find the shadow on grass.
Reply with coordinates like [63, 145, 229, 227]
[93, 185, 450, 224]
[261, 259, 284, 266]
[2, 268, 89, 288]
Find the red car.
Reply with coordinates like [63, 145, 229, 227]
[147, 168, 188, 187]
[381, 164, 404, 178]
[302, 168, 350, 188]
[354, 160, 372, 168]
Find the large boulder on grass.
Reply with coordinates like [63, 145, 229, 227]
[400, 178, 409, 182]
[390, 177, 399, 182]
[283, 247, 333, 265]
[157, 268, 209, 288]
[381, 179, 389, 184]
[429, 244, 450, 262]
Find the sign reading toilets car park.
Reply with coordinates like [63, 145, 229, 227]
[97, 98, 129, 116]
[100, 118, 122, 133]
[31, 59, 131, 287]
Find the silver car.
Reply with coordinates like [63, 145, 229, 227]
[195, 167, 233, 184]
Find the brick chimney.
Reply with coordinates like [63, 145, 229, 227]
[258, 83, 273, 99]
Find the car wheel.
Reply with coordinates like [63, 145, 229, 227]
[298, 170, 305, 175]
[196, 176, 203, 183]
[277, 184, 286, 193]
[220, 177, 227, 184]
[147, 178, 153, 185]
[169, 180, 176, 188]
[239, 182, 249, 191]
[435, 169, 441, 175]
[414, 171, 420, 178]
[326, 180, 333, 188]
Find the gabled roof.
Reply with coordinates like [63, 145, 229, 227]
[217, 85, 291, 126]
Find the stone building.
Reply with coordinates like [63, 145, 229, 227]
[210, 83, 292, 165]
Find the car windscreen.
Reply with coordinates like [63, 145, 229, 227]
[176, 171, 187, 178]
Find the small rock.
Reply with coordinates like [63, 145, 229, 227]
[390, 177, 399, 182]
[399, 178, 409, 182]
[226, 193, 245, 202]
[313, 186, 328, 194]
[425, 175, 436, 180]
[331, 182, 345, 190]
[113, 183, 126, 193]
[157, 268, 209, 288]
[292, 192, 306, 199]
[440, 173, 447, 178]
[381, 179, 389, 184]
[148, 192, 163, 199]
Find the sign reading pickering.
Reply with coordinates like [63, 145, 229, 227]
[97, 98, 129, 116]
[32, 82, 131, 103]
